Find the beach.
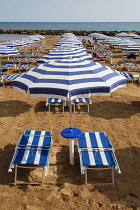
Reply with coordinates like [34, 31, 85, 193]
[0, 35, 140, 210]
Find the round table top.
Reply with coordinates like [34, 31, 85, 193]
[61, 127, 82, 139]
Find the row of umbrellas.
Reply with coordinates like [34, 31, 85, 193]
[0, 35, 45, 48]
[0, 35, 45, 64]
[88, 32, 140, 52]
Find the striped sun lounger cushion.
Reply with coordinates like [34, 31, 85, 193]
[12, 132, 52, 166]
[47, 98, 65, 103]
[1, 64, 14, 68]
[2, 74, 21, 81]
[8, 129, 52, 171]
[81, 150, 116, 166]
[19, 64, 30, 68]
[78, 132, 112, 149]
[27, 58, 36, 61]
[120, 72, 134, 79]
[125, 62, 138, 67]
[24, 130, 52, 136]
[72, 98, 91, 103]
[109, 63, 121, 67]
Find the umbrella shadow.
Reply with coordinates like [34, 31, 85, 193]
[55, 145, 140, 209]
[0, 100, 31, 117]
[34, 101, 47, 113]
[89, 100, 140, 119]
[34, 101, 70, 113]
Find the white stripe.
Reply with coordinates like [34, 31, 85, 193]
[95, 132, 104, 148]
[85, 132, 92, 148]
[34, 135, 44, 164]
[99, 151, 109, 165]
[87, 151, 96, 165]
[21, 135, 34, 164]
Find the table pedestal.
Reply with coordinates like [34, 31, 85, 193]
[61, 128, 82, 165]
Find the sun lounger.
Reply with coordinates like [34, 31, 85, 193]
[120, 72, 136, 83]
[72, 98, 92, 113]
[0, 63, 15, 72]
[124, 62, 138, 71]
[46, 98, 66, 113]
[26, 57, 37, 64]
[1, 74, 21, 86]
[18, 64, 30, 73]
[8, 129, 52, 185]
[77, 132, 121, 185]
[109, 62, 122, 69]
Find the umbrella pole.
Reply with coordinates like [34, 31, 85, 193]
[69, 98, 74, 165]
[69, 99, 72, 130]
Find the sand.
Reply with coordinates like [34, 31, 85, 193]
[0, 36, 140, 210]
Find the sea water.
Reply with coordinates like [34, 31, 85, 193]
[0, 22, 140, 31]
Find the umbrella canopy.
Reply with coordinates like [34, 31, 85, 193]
[60, 33, 76, 39]
[115, 32, 130, 37]
[133, 35, 140, 39]
[51, 45, 86, 52]
[110, 40, 136, 47]
[0, 46, 19, 55]
[20, 38, 36, 44]
[55, 39, 82, 46]
[122, 44, 140, 52]
[50, 46, 87, 53]
[101, 38, 121, 45]
[88, 33, 102, 37]
[37, 51, 93, 64]
[0, 40, 27, 47]
[13, 58, 127, 99]
[0, 46, 19, 63]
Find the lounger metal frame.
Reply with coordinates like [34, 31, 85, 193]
[77, 132, 121, 185]
[8, 132, 52, 185]
[72, 98, 92, 113]
[46, 98, 66, 113]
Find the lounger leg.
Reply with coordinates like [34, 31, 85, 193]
[42, 166, 45, 186]
[73, 104, 75, 113]
[85, 168, 87, 185]
[112, 166, 114, 185]
[48, 104, 50, 112]
[14, 164, 17, 183]
[69, 138, 74, 165]
[87, 104, 89, 113]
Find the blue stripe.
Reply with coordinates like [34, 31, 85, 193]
[104, 151, 116, 165]
[13, 81, 29, 92]
[33, 78, 104, 85]
[24, 130, 52, 136]
[39, 150, 49, 165]
[13, 149, 25, 164]
[70, 86, 110, 97]
[30, 87, 68, 97]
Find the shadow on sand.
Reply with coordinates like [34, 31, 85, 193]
[89, 100, 140, 119]
[0, 100, 31, 117]
[55, 145, 140, 209]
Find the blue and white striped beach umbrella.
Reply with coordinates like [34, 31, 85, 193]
[13, 58, 127, 165]
[50, 46, 87, 53]
[122, 44, 140, 52]
[37, 51, 93, 63]
[55, 40, 82, 46]
[110, 40, 136, 47]
[0, 46, 19, 63]
[0, 40, 27, 47]
[13, 58, 127, 99]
